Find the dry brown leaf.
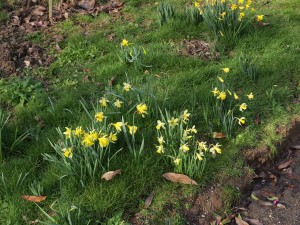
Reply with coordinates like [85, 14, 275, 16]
[144, 191, 155, 208]
[107, 33, 115, 41]
[162, 172, 197, 185]
[22, 195, 47, 203]
[24, 60, 31, 67]
[246, 218, 263, 225]
[213, 132, 226, 139]
[101, 169, 122, 181]
[235, 216, 249, 225]
[278, 159, 293, 170]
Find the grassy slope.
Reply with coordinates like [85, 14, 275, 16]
[0, 0, 299, 223]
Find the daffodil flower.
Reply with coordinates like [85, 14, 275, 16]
[136, 103, 148, 118]
[179, 143, 190, 153]
[247, 92, 254, 100]
[256, 15, 264, 22]
[222, 67, 230, 73]
[157, 136, 165, 145]
[173, 158, 181, 165]
[218, 76, 224, 83]
[212, 87, 220, 96]
[63, 127, 72, 139]
[209, 143, 222, 155]
[127, 125, 137, 135]
[231, 3, 237, 10]
[62, 147, 73, 159]
[121, 39, 129, 47]
[188, 125, 197, 134]
[109, 132, 117, 143]
[99, 97, 109, 107]
[239, 103, 247, 112]
[237, 117, 246, 126]
[234, 92, 239, 100]
[168, 117, 179, 127]
[114, 99, 123, 108]
[95, 112, 105, 122]
[217, 91, 227, 101]
[198, 141, 208, 151]
[156, 120, 166, 130]
[112, 122, 124, 133]
[156, 145, 164, 154]
[181, 109, 190, 123]
[196, 152, 204, 161]
[98, 135, 109, 148]
[123, 82, 132, 92]
[74, 126, 84, 137]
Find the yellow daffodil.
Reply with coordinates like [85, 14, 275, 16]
[156, 120, 166, 130]
[114, 99, 123, 108]
[173, 158, 181, 165]
[156, 145, 164, 154]
[209, 143, 222, 154]
[257, 15, 264, 22]
[239, 6, 245, 10]
[123, 82, 132, 92]
[220, 12, 226, 18]
[108, 132, 117, 143]
[99, 97, 109, 107]
[237, 117, 246, 125]
[183, 130, 192, 141]
[212, 87, 220, 96]
[112, 122, 123, 133]
[179, 143, 190, 153]
[227, 89, 232, 95]
[142, 47, 147, 55]
[247, 92, 254, 100]
[181, 109, 190, 123]
[239, 103, 247, 112]
[74, 126, 84, 137]
[198, 141, 208, 151]
[82, 135, 94, 147]
[194, 2, 199, 7]
[158, 136, 165, 145]
[168, 117, 179, 127]
[238, 0, 244, 4]
[136, 103, 148, 118]
[218, 76, 224, 83]
[234, 92, 239, 100]
[222, 67, 230, 73]
[62, 147, 73, 159]
[217, 91, 227, 101]
[98, 135, 109, 148]
[127, 125, 137, 135]
[196, 152, 204, 161]
[188, 125, 197, 134]
[239, 12, 245, 21]
[245, 3, 250, 9]
[231, 3, 237, 10]
[63, 127, 72, 139]
[221, 0, 225, 3]
[121, 39, 129, 47]
[95, 112, 105, 122]
[89, 130, 98, 141]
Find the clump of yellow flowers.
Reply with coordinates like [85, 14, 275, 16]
[194, 0, 264, 38]
[155, 109, 222, 178]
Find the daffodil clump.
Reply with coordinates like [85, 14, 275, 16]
[206, 67, 255, 137]
[155, 109, 221, 179]
[119, 39, 150, 69]
[194, 0, 264, 38]
[43, 81, 150, 184]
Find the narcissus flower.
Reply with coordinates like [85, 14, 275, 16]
[168, 117, 179, 127]
[247, 92, 254, 100]
[157, 136, 165, 145]
[136, 103, 148, 117]
[231, 3, 237, 10]
[194, 2, 199, 7]
[156, 145, 164, 154]
[95, 112, 105, 122]
[212, 87, 220, 96]
[181, 109, 190, 123]
[109, 132, 118, 143]
[239, 12, 245, 21]
[74, 126, 84, 137]
[98, 135, 109, 148]
[188, 125, 197, 134]
[62, 147, 73, 158]
[127, 125, 137, 135]
[121, 39, 129, 47]
[123, 82, 132, 92]
[179, 143, 190, 153]
[99, 97, 109, 107]
[217, 91, 227, 101]
[156, 120, 166, 130]
[234, 92, 239, 100]
[173, 158, 181, 165]
[198, 141, 208, 151]
[63, 127, 72, 139]
[239, 103, 248, 112]
[112, 122, 124, 132]
[82, 135, 94, 147]
[237, 117, 246, 125]
[222, 67, 230, 73]
[218, 76, 224, 83]
[257, 15, 264, 22]
[114, 99, 123, 108]
[196, 152, 204, 161]
[210, 143, 222, 154]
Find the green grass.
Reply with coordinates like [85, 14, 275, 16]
[0, 0, 299, 223]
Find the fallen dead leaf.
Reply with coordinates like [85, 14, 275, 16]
[235, 216, 249, 225]
[162, 172, 197, 185]
[278, 159, 293, 170]
[144, 191, 155, 208]
[213, 132, 226, 139]
[245, 218, 263, 225]
[291, 145, 300, 150]
[24, 60, 31, 67]
[267, 171, 278, 185]
[107, 33, 115, 41]
[276, 203, 286, 209]
[22, 195, 47, 203]
[101, 169, 122, 181]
